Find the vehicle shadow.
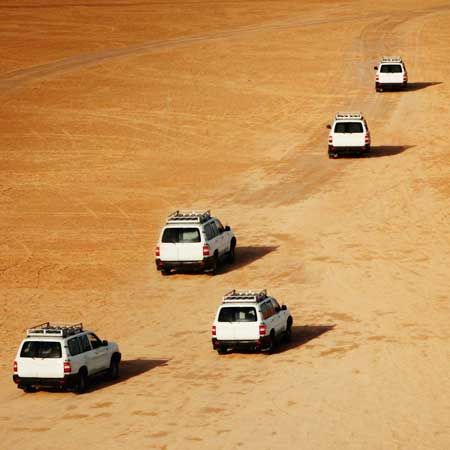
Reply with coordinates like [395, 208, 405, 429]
[278, 324, 336, 353]
[222, 245, 279, 273]
[369, 145, 414, 158]
[87, 358, 169, 392]
[405, 82, 442, 91]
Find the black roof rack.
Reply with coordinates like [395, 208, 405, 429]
[27, 322, 84, 338]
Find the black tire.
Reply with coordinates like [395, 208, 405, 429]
[22, 385, 36, 393]
[284, 320, 292, 343]
[217, 347, 227, 355]
[75, 370, 88, 394]
[227, 242, 236, 264]
[208, 254, 219, 276]
[108, 357, 120, 380]
[161, 268, 170, 276]
[262, 332, 276, 354]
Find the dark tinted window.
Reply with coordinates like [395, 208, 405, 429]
[204, 224, 214, 241]
[20, 341, 62, 358]
[79, 334, 92, 352]
[68, 337, 82, 356]
[210, 222, 219, 238]
[87, 333, 102, 349]
[380, 64, 403, 73]
[260, 302, 275, 319]
[218, 307, 257, 322]
[334, 122, 363, 133]
[162, 228, 200, 243]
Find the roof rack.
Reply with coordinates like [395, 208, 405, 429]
[26, 322, 84, 338]
[381, 57, 402, 63]
[166, 210, 211, 224]
[223, 289, 268, 303]
[335, 112, 363, 120]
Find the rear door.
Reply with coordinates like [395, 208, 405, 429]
[380, 64, 404, 83]
[159, 227, 203, 262]
[18, 340, 64, 378]
[216, 306, 259, 341]
[333, 121, 365, 147]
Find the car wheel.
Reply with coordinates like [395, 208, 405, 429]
[217, 347, 227, 355]
[262, 332, 276, 354]
[22, 385, 36, 393]
[227, 242, 236, 264]
[108, 357, 120, 380]
[161, 268, 170, 276]
[75, 370, 88, 394]
[208, 254, 219, 276]
[284, 320, 292, 343]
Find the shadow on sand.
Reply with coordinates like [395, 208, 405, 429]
[405, 82, 442, 91]
[369, 145, 414, 158]
[223, 245, 278, 273]
[279, 324, 336, 353]
[87, 358, 169, 392]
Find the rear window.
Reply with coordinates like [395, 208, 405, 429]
[380, 64, 403, 73]
[162, 227, 201, 243]
[334, 122, 363, 133]
[20, 341, 62, 359]
[218, 307, 257, 322]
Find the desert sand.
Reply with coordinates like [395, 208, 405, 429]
[1, 0, 449, 449]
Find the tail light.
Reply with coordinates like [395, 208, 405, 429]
[13, 361, 18, 373]
[365, 135, 369, 144]
[212, 325, 216, 337]
[155, 246, 160, 257]
[376, 75, 379, 81]
[203, 245, 210, 257]
[328, 135, 333, 144]
[64, 362, 72, 374]
[259, 325, 266, 337]
[403, 74, 408, 81]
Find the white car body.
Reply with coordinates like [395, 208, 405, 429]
[375, 57, 408, 91]
[328, 112, 371, 158]
[155, 210, 236, 275]
[13, 323, 121, 393]
[211, 290, 293, 354]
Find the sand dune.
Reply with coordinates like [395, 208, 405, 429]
[1, 1, 449, 449]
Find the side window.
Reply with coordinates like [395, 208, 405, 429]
[68, 337, 82, 356]
[260, 302, 274, 320]
[79, 334, 92, 353]
[271, 298, 281, 312]
[204, 224, 213, 241]
[210, 222, 219, 238]
[87, 333, 102, 350]
[215, 219, 224, 234]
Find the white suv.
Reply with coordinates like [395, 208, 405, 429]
[13, 322, 121, 394]
[211, 289, 293, 354]
[327, 112, 371, 158]
[155, 210, 236, 275]
[374, 57, 408, 91]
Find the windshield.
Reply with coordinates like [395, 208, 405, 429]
[162, 227, 201, 243]
[380, 64, 403, 73]
[20, 341, 62, 358]
[218, 307, 257, 322]
[334, 122, 363, 133]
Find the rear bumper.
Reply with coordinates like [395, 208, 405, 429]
[13, 374, 78, 388]
[328, 144, 370, 156]
[212, 337, 271, 351]
[376, 81, 407, 90]
[155, 256, 215, 271]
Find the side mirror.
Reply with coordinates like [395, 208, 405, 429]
[373, 66, 378, 70]
[102, 340, 108, 346]
[225, 225, 230, 231]
[281, 305, 287, 310]
[326, 124, 331, 129]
